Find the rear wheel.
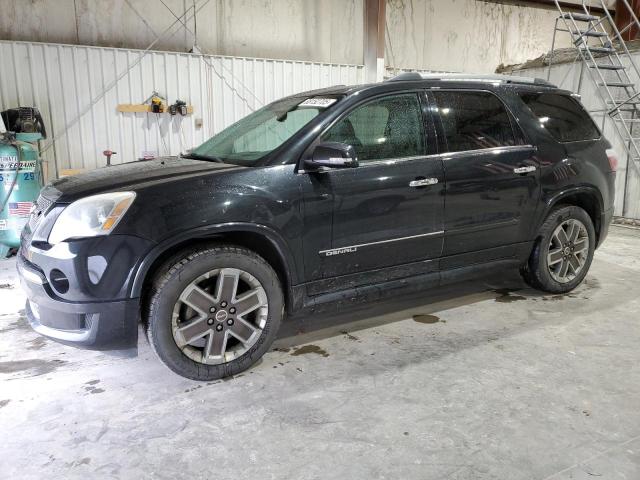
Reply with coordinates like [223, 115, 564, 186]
[520, 205, 595, 294]
[146, 245, 283, 381]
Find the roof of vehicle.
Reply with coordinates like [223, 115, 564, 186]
[291, 72, 560, 99]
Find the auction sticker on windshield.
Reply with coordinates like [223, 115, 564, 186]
[299, 98, 337, 108]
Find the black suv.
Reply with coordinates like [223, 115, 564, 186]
[17, 73, 616, 380]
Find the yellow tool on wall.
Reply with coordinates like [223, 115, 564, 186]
[116, 91, 193, 114]
[145, 91, 166, 113]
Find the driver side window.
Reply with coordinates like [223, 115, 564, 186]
[322, 93, 426, 162]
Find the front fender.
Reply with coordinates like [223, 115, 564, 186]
[128, 222, 298, 297]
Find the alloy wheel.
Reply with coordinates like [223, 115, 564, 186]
[546, 218, 589, 284]
[171, 268, 268, 364]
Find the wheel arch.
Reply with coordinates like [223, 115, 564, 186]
[540, 186, 604, 244]
[130, 223, 298, 307]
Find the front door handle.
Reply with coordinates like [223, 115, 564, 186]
[409, 178, 439, 188]
[513, 166, 536, 174]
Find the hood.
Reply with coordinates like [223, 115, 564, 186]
[48, 156, 240, 201]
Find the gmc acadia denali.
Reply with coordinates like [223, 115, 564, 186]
[17, 73, 616, 380]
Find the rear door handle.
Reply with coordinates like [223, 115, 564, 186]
[409, 178, 439, 187]
[513, 166, 536, 174]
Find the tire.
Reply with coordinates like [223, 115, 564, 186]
[145, 244, 283, 381]
[520, 205, 595, 294]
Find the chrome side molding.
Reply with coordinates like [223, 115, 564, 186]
[409, 178, 439, 187]
[319, 231, 444, 257]
[513, 166, 536, 174]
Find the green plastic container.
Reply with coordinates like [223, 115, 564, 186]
[0, 134, 43, 257]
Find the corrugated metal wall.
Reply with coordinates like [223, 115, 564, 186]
[0, 40, 364, 180]
[511, 60, 640, 220]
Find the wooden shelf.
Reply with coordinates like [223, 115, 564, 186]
[117, 104, 194, 114]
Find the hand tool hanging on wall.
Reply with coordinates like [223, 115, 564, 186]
[169, 100, 188, 116]
[143, 91, 167, 113]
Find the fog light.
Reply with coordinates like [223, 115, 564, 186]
[49, 269, 70, 294]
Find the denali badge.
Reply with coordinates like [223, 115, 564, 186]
[321, 246, 358, 257]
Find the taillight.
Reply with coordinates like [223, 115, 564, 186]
[606, 148, 618, 172]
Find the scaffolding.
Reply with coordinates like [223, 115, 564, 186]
[551, 1, 640, 178]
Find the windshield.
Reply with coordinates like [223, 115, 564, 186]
[190, 96, 339, 166]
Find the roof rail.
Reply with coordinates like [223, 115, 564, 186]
[385, 72, 556, 87]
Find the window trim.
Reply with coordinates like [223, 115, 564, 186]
[298, 90, 434, 170]
[428, 88, 525, 155]
[297, 145, 536, 174]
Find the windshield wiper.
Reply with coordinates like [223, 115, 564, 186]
[181, 152, 225, 163]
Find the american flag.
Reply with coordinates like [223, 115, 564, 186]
[8, 202, 33, 217]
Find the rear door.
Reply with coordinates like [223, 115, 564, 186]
[430, 90, 540, 259]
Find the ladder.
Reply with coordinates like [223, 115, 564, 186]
[550, 0, 640, 175]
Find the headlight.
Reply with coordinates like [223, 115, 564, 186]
[48, 192, 136, 245]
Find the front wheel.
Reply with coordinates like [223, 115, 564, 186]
[145, 245, 283, 381]
[520, 205, 595, 294]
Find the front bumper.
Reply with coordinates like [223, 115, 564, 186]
[18, 253, 140, 350]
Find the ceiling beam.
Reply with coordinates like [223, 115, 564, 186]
[364, 0, 386, 83]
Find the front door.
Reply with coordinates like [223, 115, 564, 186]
[430, 90, 540, 259]
[302, 92, 444, 281]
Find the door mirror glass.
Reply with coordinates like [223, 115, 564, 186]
[304, 142, 359, 171]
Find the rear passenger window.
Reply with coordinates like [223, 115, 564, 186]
[432, 91, 518, 152]
[518, 92, 600, 143]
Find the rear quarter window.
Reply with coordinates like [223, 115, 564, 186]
[518, 92, 600, 143]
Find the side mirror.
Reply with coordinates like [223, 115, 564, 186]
[304, 142, 358, 171]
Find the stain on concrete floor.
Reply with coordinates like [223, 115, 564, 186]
[341, 331, 359, 341]
[413, 314, 441, 324]
[541, 294, 578, 301]
[27, 337, 47, 350]
[0, 359, 66, 376]
[493, 288, 527, 303]
[82, 379, 105, 394]
[83, 386, 105, 394]
[184, 384, 203, 393]
[290, 344, 329, 357]
[0, 316, 29, 334]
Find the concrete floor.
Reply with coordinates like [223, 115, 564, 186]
[1, 226, 640, 479]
